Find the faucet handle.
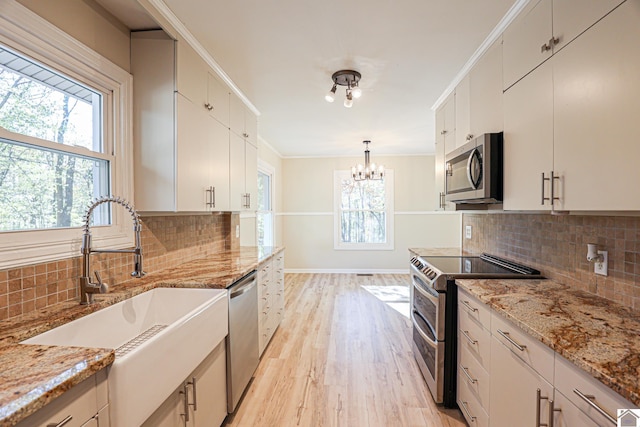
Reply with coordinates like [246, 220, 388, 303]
[93, 271, 109, 294]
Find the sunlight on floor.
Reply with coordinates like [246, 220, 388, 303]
[361, 285, 410, 318]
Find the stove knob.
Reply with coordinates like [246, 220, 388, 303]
[429, 271, 437, 279]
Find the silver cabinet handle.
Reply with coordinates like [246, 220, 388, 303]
[461, 366, 477, 384]
[460, 401, 477, 423]
[497, 329, 526, 351]
[541, 41, 552, 52]
[206, 186, 215, 208]
[550, 171, 559, 206]
[461, 300, 478, 312]
[548, 398, 561, 427]
[180, 382, 190, 422]
[187, 376, 197, 411]
[461, 330, 478, 345]
[541, 172, 549, 205]
[466, 134, 474, 141]
[47, 415, 73, 427]
[573, 388, 616, 425]
[440, 130, 447, 135]
[536, 388, 548, 427]
[204, 102, 213, 111]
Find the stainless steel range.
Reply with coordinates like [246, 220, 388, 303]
[409, 253, 542, 407]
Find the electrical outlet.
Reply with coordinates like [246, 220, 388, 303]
[465, 225, 472, 239]
[235, 224, 240, 238]
[595, 250, 608, 276]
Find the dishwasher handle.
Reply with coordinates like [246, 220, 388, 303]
[229, 271, 257, 298]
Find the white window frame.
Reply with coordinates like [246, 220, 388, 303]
[333, 169, 394, 251]
[0, 2, 134, 269]
[256, 159, 275, 247]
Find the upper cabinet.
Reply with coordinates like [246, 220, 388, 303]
[230, 93, 258, 147]
[503, 0, 624, 90]
[454, 76, 471, 148]
[132, 31, 240, 212]
[504, 0, 640, 211]
[469, 39, 503, 135]
[434, 93, 455, 210]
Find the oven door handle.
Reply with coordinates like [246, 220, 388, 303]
[412, 279, 440, 306]
[411, 310, 438, 348]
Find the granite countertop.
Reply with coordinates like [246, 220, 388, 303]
[456, 278, 640, 407]
[0, 246, 283, 426]
[408, 247, 464, 257]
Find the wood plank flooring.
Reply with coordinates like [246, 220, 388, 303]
[224, 273, 467, 427]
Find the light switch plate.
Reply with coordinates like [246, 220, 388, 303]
[465, 225, 472, 239]
[595, 250, 608, 276]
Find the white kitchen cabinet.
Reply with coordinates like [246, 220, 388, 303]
[230, 93, 258, 147]
[258, 252, 285, 356]
[489, 335, 554, 427]
[15, 371, 107, 427]
[551, 391, 600, 427]
[132, 31, 231, 212]
[504, 0, 640, 211]
[469, 38, 503, 136]
[503, 60, 554, 211]
[230, 133, 258, 211]
[207, 73, 230, 127]
[141, 341, 227, 427]
[454, 75, 471, 149]
[434, 93, 455, 210]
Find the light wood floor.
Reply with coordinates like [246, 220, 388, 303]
[224, 273, 467, 427]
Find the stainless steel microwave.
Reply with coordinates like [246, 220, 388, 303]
[445, 133, 503, 204]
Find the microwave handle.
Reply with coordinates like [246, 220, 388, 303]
[466, 148, 482, 189]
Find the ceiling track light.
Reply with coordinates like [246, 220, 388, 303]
[326, 70, 362, 108]
[351, 140, 385, 181]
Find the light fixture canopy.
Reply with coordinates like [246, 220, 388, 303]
[351, 140, 385, 181]
[326, 70, 362, 107]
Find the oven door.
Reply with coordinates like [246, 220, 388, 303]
[410, 267, 446, 403]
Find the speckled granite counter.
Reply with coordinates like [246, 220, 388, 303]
[456, 278, 640, 406]
[0, 246, 283, 426]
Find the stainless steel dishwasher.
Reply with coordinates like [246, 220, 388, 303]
[226, 270, 259, 413]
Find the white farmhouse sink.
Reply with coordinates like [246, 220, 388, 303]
[22, 287, 228, 427]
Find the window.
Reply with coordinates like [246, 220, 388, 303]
[256, 161, 275, 247]
[0, 2, 133, 269]
[334, 170, 394, 250]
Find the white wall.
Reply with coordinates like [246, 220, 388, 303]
[281, 155, 461, 272]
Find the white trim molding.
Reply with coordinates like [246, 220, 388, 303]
[277, 212, 333, 216]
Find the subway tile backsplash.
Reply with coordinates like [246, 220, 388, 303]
[0, 213, 238, 321]
[463, 213, 640, 312]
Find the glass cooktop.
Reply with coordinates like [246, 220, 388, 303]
[421, 254, 541, 276]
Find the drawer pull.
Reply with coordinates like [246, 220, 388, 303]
[461, 330, 478, 345]
[47, 416, 72, 427]
[461, 366, 477, 384]
[461, 300, 478, 313]
[573, 388, 616, 425]
[460, 401, 477, 422]
[497, 329, 526, 351]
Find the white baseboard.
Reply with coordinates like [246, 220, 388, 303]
[284, 268, 409, 274]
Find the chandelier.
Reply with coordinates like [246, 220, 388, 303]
[351, 140, 384, 181]
[325, 70, 362, 108]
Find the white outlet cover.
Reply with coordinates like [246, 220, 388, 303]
[235, 224, 240, 238]
[595, 250, 608, 276]
[465, 225, 472, 239]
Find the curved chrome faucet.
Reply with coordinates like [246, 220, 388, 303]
[80, 196, 145, 304]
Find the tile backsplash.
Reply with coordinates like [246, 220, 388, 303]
[463, 213, 640, 311]
[0, 213, 239, 321]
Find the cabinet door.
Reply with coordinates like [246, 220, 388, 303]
[229, 132, 246, 211]
[176, 40, 208, 109]
[552, 391, 600, 427]
[503, 0, 552, 90]
[245, 141, 258, 210]
[176, 94, 211, 212]
[503, 60, 553, 211]
[80, 417, 98, 427]
[434, 138, 446, 211]
[245, 110, 258, 147]
[442, 93, 456, 154]
[552, 0, 624, 53]
[229, 93, 245, 138]
[454, 75, 471, 148]
[207, 73, 230, 127]
[209, 118, 231, 211]
[190, 342, 227, 427]
[469, 38, 503, 135]
[552, 0, 640, 211]
[489, 335, 554, 427]
[140, 386, 184, 427]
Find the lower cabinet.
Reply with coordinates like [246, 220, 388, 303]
[258, 251, 285, 356]
[15, 370, 108, 427]
[141, 341, 227, 427]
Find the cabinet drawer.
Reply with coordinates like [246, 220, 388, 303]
[491, 312, 555, 383]
[259, 262, 272, 282]
[459, 308, 492, 372]
[555, 353, 636, 425]
[15, 375, 98, 427]
[553, 390, 600, 427]
[459, 343, 490, 412]
[457, 372, 490, 427]
[458, 287, 491, 330]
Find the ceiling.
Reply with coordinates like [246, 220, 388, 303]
[98, 0, 517, 157]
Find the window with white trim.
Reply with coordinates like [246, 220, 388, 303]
[256, 161, 275, 247]
[334, 170, 394, 250]
[0, 2, 133, 269]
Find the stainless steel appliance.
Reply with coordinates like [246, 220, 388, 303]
[409, 253, 542, 407]
[226, 271, 259, 413]
[445, 133, 503, 204]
